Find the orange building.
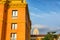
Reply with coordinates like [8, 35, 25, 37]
[0, 0, 31, 40]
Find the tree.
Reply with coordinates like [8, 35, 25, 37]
[43, 32, 57, 40]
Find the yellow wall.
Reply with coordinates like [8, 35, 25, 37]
[0, 3, 5, 40]
[36, 37, 44, 40]
[0, 0, 31, 40]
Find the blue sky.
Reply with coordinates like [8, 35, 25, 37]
[27, 0, 60, 34]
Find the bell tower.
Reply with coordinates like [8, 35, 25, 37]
[0, 0, 31, 40]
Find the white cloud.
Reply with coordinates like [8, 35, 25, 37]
[31, 24, 48, 34]
[29, 7, 60, 34]
[50, 11, 57, 15]
[32, 24, 48, 29]
[29, 6, 41, 12]
[30, 13, 44, 18]
[30, 11, 60, 18]
[31, 24, 60, 34]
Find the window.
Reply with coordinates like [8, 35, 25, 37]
[11, 23, 17, 30]
[12, 10, 18, 17]
[11, 33, 17, 40]
[12, 10, 18, 19]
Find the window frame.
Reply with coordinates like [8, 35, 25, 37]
[12, 10, 18, 19]
[11, 23, 17, 30]
[11, 33, 17, 40]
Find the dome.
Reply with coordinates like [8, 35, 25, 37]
[33, 28, 39, 35]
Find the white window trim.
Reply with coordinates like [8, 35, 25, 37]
[12, 10, 18, 19]
[11, 23, 17, 30]
[11, 33, 17, 40]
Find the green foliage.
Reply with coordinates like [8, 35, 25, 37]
[42, 32, 57, 40]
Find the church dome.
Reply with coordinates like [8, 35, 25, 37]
[33, 28, 39, 35]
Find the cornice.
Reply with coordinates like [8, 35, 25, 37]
[9, 2, 27, 8]
[0, 1, 6, 4]
[0, 1, 27, 8]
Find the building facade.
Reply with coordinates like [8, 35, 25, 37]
[0, 0, 31, 40]
[31, 28, 58, 40]
[31, 35, 45, 40]
[31, 35, 59, 40]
